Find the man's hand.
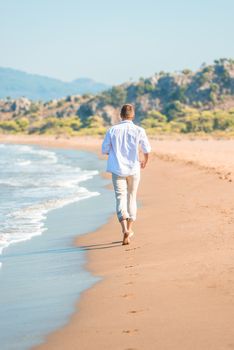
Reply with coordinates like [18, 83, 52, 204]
[140, 153, 149, 169]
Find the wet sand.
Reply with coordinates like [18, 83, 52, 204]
[1, 134, 234, 350]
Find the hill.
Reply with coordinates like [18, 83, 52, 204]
[0, 59, 234, 136]
[0, 67, 110, 101]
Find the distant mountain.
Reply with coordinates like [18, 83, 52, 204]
[0, 67, 110, 101]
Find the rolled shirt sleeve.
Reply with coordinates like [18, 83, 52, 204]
[139, 128, 151, 153]
[102, 129, 111, 154]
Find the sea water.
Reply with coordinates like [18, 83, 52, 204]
[0, 143, 114, 350]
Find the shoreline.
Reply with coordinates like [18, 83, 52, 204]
[0, 141, 115, 350]
[1, 134, 234, 182]
[1, 135, 234, 349]
[0, 134, 103, 154]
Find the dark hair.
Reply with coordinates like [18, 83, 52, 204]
[120, 104, 134, 119]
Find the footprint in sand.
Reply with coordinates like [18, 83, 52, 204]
[122, 329, 139, 334]
[121, 293, 134, 298]
[128, 309, 143, 314]
[125, 264, 139, 269]
[125, 247, 140, 251]
[125, 282, 134, 285]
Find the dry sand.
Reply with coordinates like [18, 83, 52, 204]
[1, 134, 234, 350]
[150, 138, 234, 182]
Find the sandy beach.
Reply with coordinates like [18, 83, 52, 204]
[1, 134, 234, 349]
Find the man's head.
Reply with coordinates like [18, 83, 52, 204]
[120, 104, 135, 120]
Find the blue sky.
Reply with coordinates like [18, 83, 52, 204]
[1, 0, 233, 85]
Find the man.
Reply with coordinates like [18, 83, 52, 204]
[102, 103, 151, 245]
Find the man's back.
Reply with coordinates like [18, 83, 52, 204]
[102, 119, 151, 176]
[102, 103, 151, 245]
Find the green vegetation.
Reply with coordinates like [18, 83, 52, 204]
[141, 108, 234, 135]
[1, 107, 233, 136]
[0, 58, 234, 137]
[0, 117, 30, 133]
[100, 86, 127, 107]
[0, 115, 107, 136]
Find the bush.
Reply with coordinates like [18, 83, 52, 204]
[28, 116, 82, 135]
[140, 107, 234, 134]
[213, 111, 234, 130]
[101, 87, 127, 107]
[141, 110, 167, 129]
[56, 100, 64, 108]
[84, 115, 105, 129]
[182, 111, 214, 133]
[164, 101, 185, 121]
[16, 117, 30, 131]
[62, 116, 82, 131]
[0, 120, 21, 133]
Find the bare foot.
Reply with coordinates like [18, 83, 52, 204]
[122, 231, 130, 245]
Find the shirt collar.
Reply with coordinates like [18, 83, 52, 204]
[120, 120, 133, 123]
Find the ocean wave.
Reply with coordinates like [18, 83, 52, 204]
[0, 188, 100, 266]
[0, 170, 98, 188]
[15, 159, 32, 166]
[0, 144, 102, 269]
[7, 144, 58, 164]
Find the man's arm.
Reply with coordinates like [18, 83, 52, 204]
[140, 152, 149, 168]
[139, 128, 151, 168]
[101, 129, 111, 155]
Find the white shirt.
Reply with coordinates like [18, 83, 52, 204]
[101, 120, 151, 176]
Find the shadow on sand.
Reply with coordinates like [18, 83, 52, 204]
[79, 241, 123, 251]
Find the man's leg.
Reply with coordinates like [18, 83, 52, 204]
[111, 173, 130, 244]
[120, 219, 130, 245]
[126, 172, 141, 236]
[127, 218, 134, 234]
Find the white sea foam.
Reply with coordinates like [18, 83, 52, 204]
[0, 170, 98, 188]
[0, 144, 102, 268]
[0, 188, 100, 264]
[15, 159, 32, 166]
[8, 144, 58, 164]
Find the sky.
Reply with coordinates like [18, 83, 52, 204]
[0, 0, 234, 85]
